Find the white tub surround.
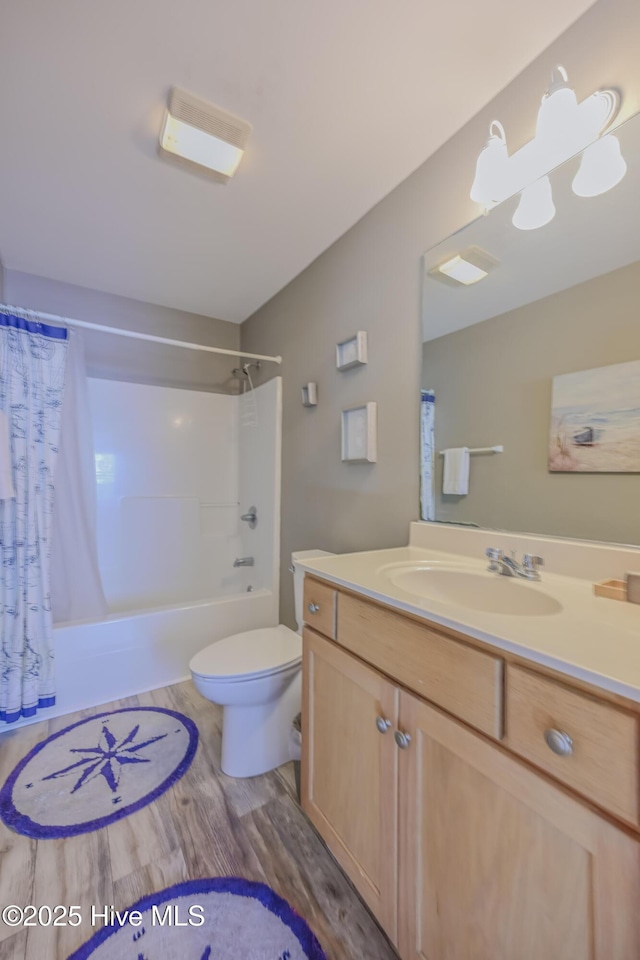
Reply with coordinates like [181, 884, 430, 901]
[90, 378, 243, 609]
[297, 523, 640, 703]
[87, 376, 283, 612]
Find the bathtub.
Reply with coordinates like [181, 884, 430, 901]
[7, 588, 277, 731]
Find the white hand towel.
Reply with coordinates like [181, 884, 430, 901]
[0, 409, 15, 499]
[442, 447, 470, 495]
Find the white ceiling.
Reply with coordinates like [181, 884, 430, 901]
[0, 0, 596, 323]
[422, 111, 640, 341]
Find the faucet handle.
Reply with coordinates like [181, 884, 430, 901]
[522, 554, 544, 569]
[486, 547, 503, 561]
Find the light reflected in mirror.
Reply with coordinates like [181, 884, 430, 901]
[421, 110, 640, 547]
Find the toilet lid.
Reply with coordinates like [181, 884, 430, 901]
[189, 624, 302, 681]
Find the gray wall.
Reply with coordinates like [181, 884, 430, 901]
[0, 257, 4, 301]
[241, 0, 640, 626]
[423, 260, 640, 545]
[3, 269, 240, 393]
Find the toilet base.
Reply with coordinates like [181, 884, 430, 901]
[220, 670, 302, 778]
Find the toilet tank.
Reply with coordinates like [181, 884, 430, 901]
[291, 550, 334, 634]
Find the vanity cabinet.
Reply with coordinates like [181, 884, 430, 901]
[301, 577, 640, 960]
[302, 627, 399, 941]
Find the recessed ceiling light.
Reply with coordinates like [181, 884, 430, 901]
[159, 87, 251, 183]
[437, 255, 488, 285]
[427, 247, 499, 288]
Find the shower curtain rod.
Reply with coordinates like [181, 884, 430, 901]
[0, 302, 282, 365]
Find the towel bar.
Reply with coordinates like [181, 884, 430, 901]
[438, 445, 504, 456]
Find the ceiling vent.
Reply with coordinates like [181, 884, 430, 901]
[159, 87, 251, 183]
[427, 246, 500, 287]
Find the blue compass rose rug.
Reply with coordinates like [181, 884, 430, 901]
[67, 877, 326, 960]
[0, 707, 198, 838]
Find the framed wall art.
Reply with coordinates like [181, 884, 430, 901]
[549, 359, 640, 472]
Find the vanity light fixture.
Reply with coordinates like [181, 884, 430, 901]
[429, 247, 499, 287]
[471, 66, 626, 230]
[159, 87, 251, 183]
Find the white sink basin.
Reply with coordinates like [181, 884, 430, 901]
[381, 564, 562, 617]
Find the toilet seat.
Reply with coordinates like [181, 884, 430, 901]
[189, 624, 301, 683]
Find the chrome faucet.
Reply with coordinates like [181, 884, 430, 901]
[240, 506, 257, 529]
[486, 548, 544, 581]
[233, 556, 255, 567]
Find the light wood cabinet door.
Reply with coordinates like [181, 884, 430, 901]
[302, 628, 399, 943]
[398, 690, 640, 960]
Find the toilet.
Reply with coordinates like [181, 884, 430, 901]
[189, 550, 333, 778]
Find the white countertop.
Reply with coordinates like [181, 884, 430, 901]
[298, 545, 640, 703]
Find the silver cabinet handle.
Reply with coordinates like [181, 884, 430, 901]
[376, 716, 392, 734]
[394, 730, 412, 750]
[308, 602, 320, 614]
[544, 728, 573, 757]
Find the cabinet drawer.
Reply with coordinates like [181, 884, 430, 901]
[303, 577, 337, 639]
[505, 664, 639, 825]
[338, 593, 503, 738]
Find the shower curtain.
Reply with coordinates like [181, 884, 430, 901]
[51, 331, 108, 623]
[420, 390, 435, 521]
[0, 313, 68, 722]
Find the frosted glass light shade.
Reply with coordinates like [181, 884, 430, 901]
[536, 86, 580, 147]
[572, 135, 627, 197]
[470, 123, 509, 206]
[512, 176, 556, 231]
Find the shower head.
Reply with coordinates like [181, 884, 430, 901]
[231, 360, 261, 379]
[233, 360, 260, 425]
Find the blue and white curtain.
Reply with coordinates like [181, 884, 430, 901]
[420, 390, 435, 521]
[0, 313, 68, 722]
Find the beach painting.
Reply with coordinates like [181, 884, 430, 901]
[549, 359, 640, 473]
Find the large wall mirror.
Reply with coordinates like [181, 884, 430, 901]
[421, 110, 640, 546]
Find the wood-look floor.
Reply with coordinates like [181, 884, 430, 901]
[0, 681, 398, 960]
